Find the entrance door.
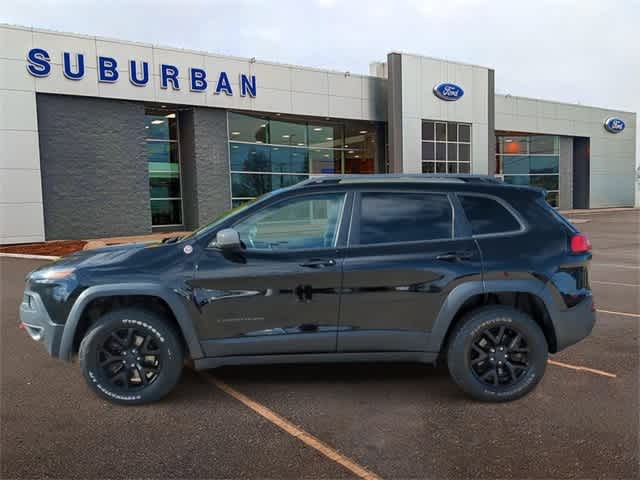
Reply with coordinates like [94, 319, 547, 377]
[193, 192, 349, 357]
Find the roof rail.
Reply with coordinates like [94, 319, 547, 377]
[296, 174, 502, 186]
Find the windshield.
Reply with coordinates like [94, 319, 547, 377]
[181, 191, 279, 240]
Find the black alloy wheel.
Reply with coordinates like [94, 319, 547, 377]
[79, 308, 184, 405]
[97, 327, 162, 390]
[446, 306, 548, 402]
[469, 325, 530, 388]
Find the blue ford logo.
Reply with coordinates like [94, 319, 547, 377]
[604, 117, 625, 133]
[433, 83, 464, 101]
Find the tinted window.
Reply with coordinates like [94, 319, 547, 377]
[357, 193, 452, 245]
[234, 193, 345, 250]
[459, 195, 521, 235]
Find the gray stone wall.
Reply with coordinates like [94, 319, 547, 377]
[559, 136, 573, 209]
[37, 93, 150, 240]
[185, 107, 231, 229]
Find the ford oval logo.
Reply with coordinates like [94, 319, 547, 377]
[433, 82, 464, 101]
[604, 117, 625, 133]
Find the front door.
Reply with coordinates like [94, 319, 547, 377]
[192, 191, 349, 357]
[337, 190, 483, 352]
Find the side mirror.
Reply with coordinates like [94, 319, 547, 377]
[214, 228, 242, 250]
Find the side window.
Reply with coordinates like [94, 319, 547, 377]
[234, 193, 346, 251]
[458, 195, 521, 235]
[356, 192, 452, 245]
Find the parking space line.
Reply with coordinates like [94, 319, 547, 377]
[591, 263, 640, 270]
[592, 280, 639, 288]
[548, 360, 617, 378]
[596, 309, 640, 318]
[200, 374, 383, 480]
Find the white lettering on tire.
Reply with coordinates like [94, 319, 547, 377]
[122, 318, 165, 342]
[88, 371, 141, 401]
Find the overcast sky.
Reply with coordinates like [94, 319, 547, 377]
[3, 0, 639, 165]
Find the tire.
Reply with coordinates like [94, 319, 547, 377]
[79, 307, 184, 405]
[446, 306, 548, 402]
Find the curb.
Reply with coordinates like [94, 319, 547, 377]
[0, 253, 60, 261]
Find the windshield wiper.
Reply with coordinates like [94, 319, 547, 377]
[162, 236, 182, 244]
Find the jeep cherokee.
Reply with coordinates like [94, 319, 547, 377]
[20, 174, 595, 404]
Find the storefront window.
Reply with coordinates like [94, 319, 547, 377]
[496, 134, 560, 207]
[228, 112, 378, 204]
[145, 110, 183, 226]
[421, 120, 472, 174]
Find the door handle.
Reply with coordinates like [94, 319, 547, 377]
[436, 251, 474, 262]
[300, 259, 336, 269]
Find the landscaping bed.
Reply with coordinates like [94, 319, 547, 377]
[0, 240, 87, 257]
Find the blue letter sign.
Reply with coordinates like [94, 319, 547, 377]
[26, 48, 51, 77]
[98, 56, 119, 82]
[25, 48, 258, 98]
[129, 60, 149, 87]
[62, 52, 85, 80]
[190, 68, 207, 92]
[240, 74, 257, 97]
[160, 64, 180, 90]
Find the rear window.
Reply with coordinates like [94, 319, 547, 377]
[357, 192, 453, 245]
[459, 195, 521, 235]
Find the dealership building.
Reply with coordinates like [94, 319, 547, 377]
[0, 24, 637, 244]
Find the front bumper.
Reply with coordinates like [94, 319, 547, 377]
[19, 291, 64, 357]
[551, 295, 596, 351]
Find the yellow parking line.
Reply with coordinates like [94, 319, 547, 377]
[591, 280, 639, 288]
[200, 374, 382, 480]
[596, 308, 640, 318]
[548, 359, 617, 378]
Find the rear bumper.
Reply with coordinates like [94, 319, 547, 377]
[19, 291, 64, 358]
[551, 295, 596, 351]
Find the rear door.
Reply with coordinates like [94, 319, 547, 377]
[337, 189, 483, 352]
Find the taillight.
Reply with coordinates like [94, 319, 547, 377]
[570, 234, 592, 254]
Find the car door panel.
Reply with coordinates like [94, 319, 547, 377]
[192, 248, 343, 356]
[192, 191, 350, 357]
[338, 239, 482, 352]
[337, 190, 483, 353]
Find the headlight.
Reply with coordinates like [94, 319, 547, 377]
[35, 268, 76, 280]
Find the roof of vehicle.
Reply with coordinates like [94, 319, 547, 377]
[291, 174, 544, 196]
[296, 174, 501, 186]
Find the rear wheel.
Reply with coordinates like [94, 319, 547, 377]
[447, 306, 548, 402]
[79, 308, 184, 405]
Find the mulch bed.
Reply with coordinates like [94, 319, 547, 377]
[0, 240, 87, 257]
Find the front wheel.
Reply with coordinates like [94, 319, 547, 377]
[447, 306, 548, 402]
[79, 308, 184, 405]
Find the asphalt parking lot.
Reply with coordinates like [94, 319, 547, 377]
[1, 209, 638, 479]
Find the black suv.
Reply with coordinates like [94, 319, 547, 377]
[20, 175, 595, 404]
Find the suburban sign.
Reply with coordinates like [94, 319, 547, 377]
[25, 47, 257, 97]
[433, 82, 464, 101]
[603, 117, 625, 134]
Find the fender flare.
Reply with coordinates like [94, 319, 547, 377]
[58, 283, 204, 361]
[426, 279, 558, 352]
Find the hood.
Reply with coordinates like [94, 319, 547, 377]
[29, 241, 168, 278]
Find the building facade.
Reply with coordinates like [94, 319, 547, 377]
[0, 24, 636, 244]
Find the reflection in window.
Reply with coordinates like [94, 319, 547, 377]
[496, 134, 560, 207]
[228, 112, 379, 204]
[234, 193, 346, 250]
[421, 120, 472, 175]
[357, 192, 452, 245]
[146, 110, 182, 226]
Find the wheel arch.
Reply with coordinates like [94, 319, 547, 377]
[428, 280, 560, 354]
[59, 283, 203, 361]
